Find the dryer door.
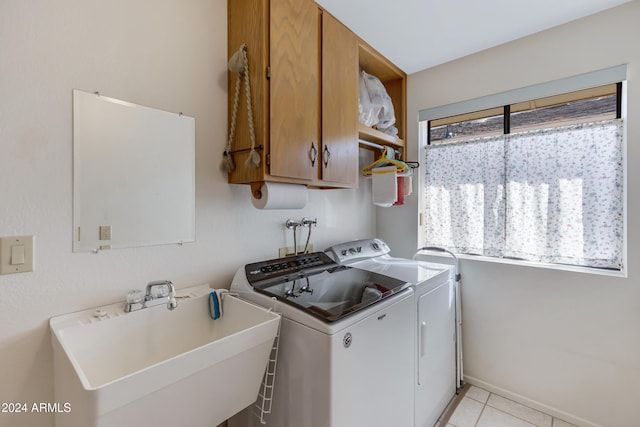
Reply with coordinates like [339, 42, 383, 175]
[416, 280, 457, 427]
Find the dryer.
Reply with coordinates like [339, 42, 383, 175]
[327, 238, 459, 427]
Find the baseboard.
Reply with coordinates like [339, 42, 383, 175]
[463, 376, 604, 427]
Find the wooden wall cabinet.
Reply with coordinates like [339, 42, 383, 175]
[227, 0, 406, 191]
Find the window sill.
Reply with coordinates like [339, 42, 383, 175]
[416, 252, 627, 278]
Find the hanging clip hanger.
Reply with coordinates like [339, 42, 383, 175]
[362, 146, 412, 177]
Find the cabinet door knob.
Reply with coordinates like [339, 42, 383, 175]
[309, 141, 318, 167]
[323, 145, 331, 168]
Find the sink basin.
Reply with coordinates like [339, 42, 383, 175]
[50, 284, 280, 427]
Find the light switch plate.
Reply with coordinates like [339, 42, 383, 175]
[0, 235, 34, 275]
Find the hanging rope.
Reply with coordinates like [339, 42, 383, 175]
[223, 44, 259, 172]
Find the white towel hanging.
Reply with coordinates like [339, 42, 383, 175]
[372, 165, 397, 207]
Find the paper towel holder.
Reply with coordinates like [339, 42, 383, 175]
[249, 181, 309, 210]
[250, 182, 264, 200]
[251, 181, 310, 201]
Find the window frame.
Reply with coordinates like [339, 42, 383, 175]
[427, 83, 621, 144]
[417, 65, 628, 277]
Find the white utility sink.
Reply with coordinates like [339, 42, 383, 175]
[50, 284, 280, 427]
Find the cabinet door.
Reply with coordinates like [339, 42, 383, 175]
[321, 13, 359, 186]
[269, 0, 320, 181]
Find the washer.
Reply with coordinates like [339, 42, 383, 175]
[327, 238, 459, 427]
[229, 251, 415, 427]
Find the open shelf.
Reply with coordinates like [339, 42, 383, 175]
[357, 39, 406, 158]
[358, 123, 405, 150]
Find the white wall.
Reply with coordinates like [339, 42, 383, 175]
[0, 2, 375, 426]
[379, 2, 640, 426]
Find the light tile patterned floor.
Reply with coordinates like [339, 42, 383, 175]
[445, 386, 577, 427]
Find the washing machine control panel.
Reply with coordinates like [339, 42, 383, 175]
[328, 238, 391, 264]
[245, 251, 335, 285]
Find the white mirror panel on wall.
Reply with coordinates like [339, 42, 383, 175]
[72, 89, 195, 252]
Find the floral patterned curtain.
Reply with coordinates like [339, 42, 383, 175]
[424, 135, 506, 256]
[424, 119, 624, 269]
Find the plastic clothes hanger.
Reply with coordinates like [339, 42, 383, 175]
[362, 146, 411, 177]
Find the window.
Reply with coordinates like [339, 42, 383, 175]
[430, 107, 504, 142]
[429, 84, 619, 144]
[419, 67, 626, 272]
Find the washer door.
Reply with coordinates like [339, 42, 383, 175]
[331, 292, 414, 427]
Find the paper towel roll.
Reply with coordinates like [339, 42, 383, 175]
[251, 182, 308, 209]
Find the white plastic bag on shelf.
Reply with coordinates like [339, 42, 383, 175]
[359, 70, 397, 136]
[358, 72, 381, 127]
[380, 124, 398, 137]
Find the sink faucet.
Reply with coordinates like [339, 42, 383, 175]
[125, 280, 178, 312]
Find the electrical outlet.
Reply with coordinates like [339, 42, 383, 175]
[279, 244, 314, 257]
[99, 225, 111, 240]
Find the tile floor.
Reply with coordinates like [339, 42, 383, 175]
[442, 385, 577, 427]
